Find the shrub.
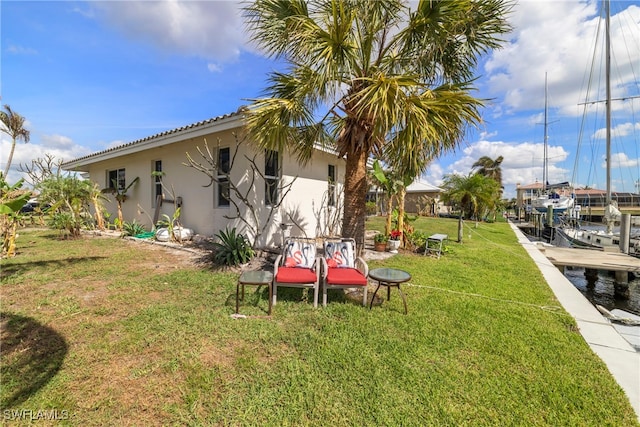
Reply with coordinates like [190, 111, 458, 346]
[213, 228, 254, 266]
[122, 220, 147, 237]
[374, 233, 388, 243]
[405, 230, 428, 252]
[365, 201, 377, 216]
[47, 211, 90, 238]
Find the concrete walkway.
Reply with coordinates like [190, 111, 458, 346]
[509, 222, 640, 420]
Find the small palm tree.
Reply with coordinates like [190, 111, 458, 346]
[0, 105, 30, 177]
[103, 177, 139, 230]
[89, 182, 109, 231]
[441, 172, 501, 221]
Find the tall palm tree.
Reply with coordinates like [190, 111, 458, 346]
[0, 105, 30, 178]
[243, 0, 512, 249]
[472, 155, 504, 189]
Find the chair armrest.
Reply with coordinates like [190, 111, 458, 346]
[314, 257, 321, 281]
[320, 257, 328, 279]
[274, 254, 282, 276]
[355, 257, 368, 277]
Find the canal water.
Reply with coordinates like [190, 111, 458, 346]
[563, 267, 640, 316]
[551, 226, 640, 316]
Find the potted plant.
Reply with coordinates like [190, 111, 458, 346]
[373, 233, 388, 252]
[388, 229, 402, 253]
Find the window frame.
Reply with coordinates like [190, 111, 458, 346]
[264, 149, 279, 207]
[328, 164, 336, 207]
[107, 168, 126, 192]
[153, 160, 163, 207]
[217, 147, 231, 207]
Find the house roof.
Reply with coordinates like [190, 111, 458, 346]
[517, 184, 639, 197]
[61, 109, 348, 172]
[517, 182, 572, 190]
[574, 188, 639, 197]
[406, 179, 441, 193]
[62, 111, 245, 171]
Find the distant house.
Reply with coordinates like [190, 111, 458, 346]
[61, 111, 345, 247]
[515, 182, 639, 217]
[404, 179, 442, 215]
[368, 178, 442, 216]
[515, 182, 573, 213]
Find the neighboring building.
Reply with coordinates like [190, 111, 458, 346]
[515, 182, 640, 218]
[61, 111, 345, 248]
[404, 179, 442, 215]
[368, 178, 442, 216]
[515, 182, 573, 214]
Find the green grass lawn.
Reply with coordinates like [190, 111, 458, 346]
[1, 218, 638, 426]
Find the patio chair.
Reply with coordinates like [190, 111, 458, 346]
[273, 238, 320, 308]
[321, 238, 369, 307]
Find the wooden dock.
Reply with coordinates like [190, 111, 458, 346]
[541, 247, 640, 273]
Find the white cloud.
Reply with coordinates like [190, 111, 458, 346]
[0, 134, 92, 185]
[440, 139, 572, 195]
[6, 45, 38, 55]
[92, 1, 246, 62]
[593, 121, 640, 139]
[421, 163, 444, 186]
[484, 2, 640, 118]
[207, 63, 222, 73]
[607, 152, 640, 168]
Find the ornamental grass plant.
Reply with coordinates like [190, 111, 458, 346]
[1, 219, 638, 426]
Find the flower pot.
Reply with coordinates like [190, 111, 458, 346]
[388, 239, 401, 253]
[374, 241, 387, 252]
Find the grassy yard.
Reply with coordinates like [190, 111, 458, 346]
[1, 218, 638, 426]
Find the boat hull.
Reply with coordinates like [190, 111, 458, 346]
[558, 226, 640, 256]
[532, 195, 574, 213]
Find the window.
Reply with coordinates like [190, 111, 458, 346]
[107, 168, 126, 191]
[264, 149, 279, 206]
[153, 160, 163, 206]
[328, 164, 336, 207]
[217, 147, 230, 207]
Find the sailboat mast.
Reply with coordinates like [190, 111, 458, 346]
[604, 0, 614, 234]
[543, 72, 548, 193]
[605, 0, 611, 206]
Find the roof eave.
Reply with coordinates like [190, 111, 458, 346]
[61, 113, 245, 171]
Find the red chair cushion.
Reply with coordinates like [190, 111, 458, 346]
[326, 268, 367, 286]
[276, 266, 317, 283]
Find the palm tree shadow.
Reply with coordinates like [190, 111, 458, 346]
[0, 312, 68, 408]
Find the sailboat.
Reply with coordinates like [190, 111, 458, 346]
[531, 73, 574, 214]
[558, 0, 640, 256]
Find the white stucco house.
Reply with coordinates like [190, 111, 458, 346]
[61, 110, 346, 248]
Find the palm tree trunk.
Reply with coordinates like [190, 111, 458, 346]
[398, 187, 406, 242]
[117, 202, 124, 230]
[385, 196, 393, 236]
[93, 199, 105, 231]
[342, 148, 368, 255]
[7, 221, 18, 257]
[3, 139, 16, 177]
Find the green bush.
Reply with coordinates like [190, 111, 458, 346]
[213, 228, 254, 266]
[47, 211, 89, 238]
[365, 201, 377, 215]
[405, 230, 428, 252]
[122, 220, 147, 237]
[374, 232, 388, 243]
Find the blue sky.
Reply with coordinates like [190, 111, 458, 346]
[1, 0, 639, 199]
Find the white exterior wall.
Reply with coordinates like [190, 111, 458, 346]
[279, 150, 344, 244]
[82, 126, 345, 248]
